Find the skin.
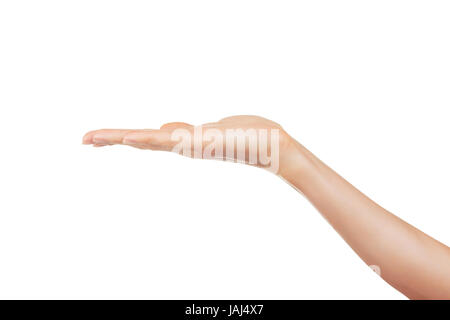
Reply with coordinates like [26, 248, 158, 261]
[83, 115, 450, 299]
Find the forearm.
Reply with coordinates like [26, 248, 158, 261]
[281, 140, 450, 299]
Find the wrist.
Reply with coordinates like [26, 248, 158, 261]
[277, 135, 314, 181]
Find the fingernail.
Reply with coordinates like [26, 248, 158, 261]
[82, 135, 92, 144]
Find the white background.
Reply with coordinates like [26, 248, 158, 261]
[0, 1, 449, 299]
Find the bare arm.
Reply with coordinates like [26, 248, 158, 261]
[83, 115, 450, 299]
[283, 140, 450, 299]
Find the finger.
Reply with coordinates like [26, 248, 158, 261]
[200, 122, 220, 128]
[122, 130, 177, 151]
[93, 130, 139, 145]
[83, 129, 134, 145]
[160, 122, 193, 130]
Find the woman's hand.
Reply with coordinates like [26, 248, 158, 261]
[83, 115, 304, 176]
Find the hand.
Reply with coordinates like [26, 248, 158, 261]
[83, 115, 304, 175]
